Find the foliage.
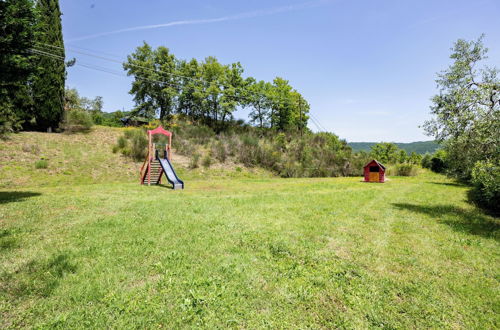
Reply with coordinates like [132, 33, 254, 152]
[31, 0, 66, 131]
[393, 163, 419, 176]
[123, 43, 178, 121]
[0, 103, 23, 137]
[470, 161, 500, 213]
[201, 154, 212, 168]
[34, 159, 48, 169]
[114, 128, 148, 161]
[0, 0, 36, 135]
[369, 143, 400, 164]
[189, 153, 200, 169]
[123, 42, 309, 132]
[429, 149, 448, 173]
[211, 140, 227, 163]
[61, 109, 93, 133]
[424, 35, 499, 181]
[421, 153, 432, 169]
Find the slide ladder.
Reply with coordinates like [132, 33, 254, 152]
[140, 150, 184, 189]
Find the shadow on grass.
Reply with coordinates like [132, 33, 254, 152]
[0, 191, 41, 204]
[428, 182, 467, 188]
[1, 252, 77, 299]
[392, 203, 499, 240]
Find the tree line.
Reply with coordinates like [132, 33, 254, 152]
[0, 0, 65, 135]
[123, 42, 310, 132]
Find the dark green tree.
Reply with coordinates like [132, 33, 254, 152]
[32, 0, 66, 131]
[0, 0, 36, 135]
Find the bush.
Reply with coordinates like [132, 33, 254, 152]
[202, 154, 212, 168]
[62, 109, 93, 133]
[35, 159, 48, 169]
[430, 150, 447, 173]
[189, 153, 200, 169]
[212, 140, 227, 163]
[117, 136, 128, 149]
[129, 130, 148, 161]
[470, 161, 500, 213]
[113, 129, 148, 161]
[394, 163, 419, 176]
[421, 153, 432, 169]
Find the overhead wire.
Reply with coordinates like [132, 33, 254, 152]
[32, 43, 330, 131]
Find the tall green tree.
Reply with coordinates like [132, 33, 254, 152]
[269, 77, 294, 130]
[177, 59, 204, 119]
[423, 35, 499, 180]
[244, 78, 272, 128]
[0, 0, 36, 135]
[123, 42, 179, 121]
[32, 0, 65, 131]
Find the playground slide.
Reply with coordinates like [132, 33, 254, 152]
[158, 157, 184, 190]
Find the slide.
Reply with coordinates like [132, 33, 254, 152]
[158, 156, 184, 190]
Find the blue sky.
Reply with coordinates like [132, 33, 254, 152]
[60, 0, 500, 142]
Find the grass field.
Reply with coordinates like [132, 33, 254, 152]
[1, 168, 498, 328]
[1, 128, 498, 328]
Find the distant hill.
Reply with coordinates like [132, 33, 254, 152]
[348, 141, 440, 154]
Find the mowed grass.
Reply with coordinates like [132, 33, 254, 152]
[1, 172, 498, 328]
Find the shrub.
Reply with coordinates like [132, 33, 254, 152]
[113, 128, 147, 161]
[212, 140, 227, 163]
[62, 109, 93, 133]
[123, 128, 135, 139]
[189, 153, 200, 169]
[421, 153, 432, 169]
[430, 150, 447, 173]
[129, 130, 148, 161]
[202, 154, 212, 168]
[175, 139, 194, 157]
[470, 161, 500, 213]
[117, 136, 127, 149]
[35, 159, 48, 169]
[22, 144, 40, 154]
[394, 163, 419, 176]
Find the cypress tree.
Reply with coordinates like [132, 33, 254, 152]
[0, 0, 36, 135]
[32, 0, 65, 131]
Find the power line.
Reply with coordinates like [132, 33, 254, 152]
[36, 42, 302, 105]
[31, 45, 328, 130]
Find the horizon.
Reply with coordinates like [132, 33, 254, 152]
[61, 0, 500, 142]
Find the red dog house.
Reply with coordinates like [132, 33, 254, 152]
[363, 160, 386, 183]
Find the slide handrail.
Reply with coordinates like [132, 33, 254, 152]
[139, 152, 149, 183]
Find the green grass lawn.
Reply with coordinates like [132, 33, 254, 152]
[1, 171, 498, 328]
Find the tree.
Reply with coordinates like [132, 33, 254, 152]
[220, 62, 244, 127]
[424, 35, 499, 180]
[177, 59, 204, 120]
[397, 149, 408, 163]
[0, 0, 36, 135]
[370, 143, 400, 164]
[123, 42, 179, 121]
[244, 78, 272, 128]
[32, 0, 65, 131]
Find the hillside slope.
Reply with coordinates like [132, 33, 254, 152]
[349, 141, 440, 154]
[0, 126, 272, 188]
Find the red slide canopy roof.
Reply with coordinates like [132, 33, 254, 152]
[148, 126, 172, 137]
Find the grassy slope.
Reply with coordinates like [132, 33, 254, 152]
[1, 129, 499, 328]
[0, 126, 271, 188]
